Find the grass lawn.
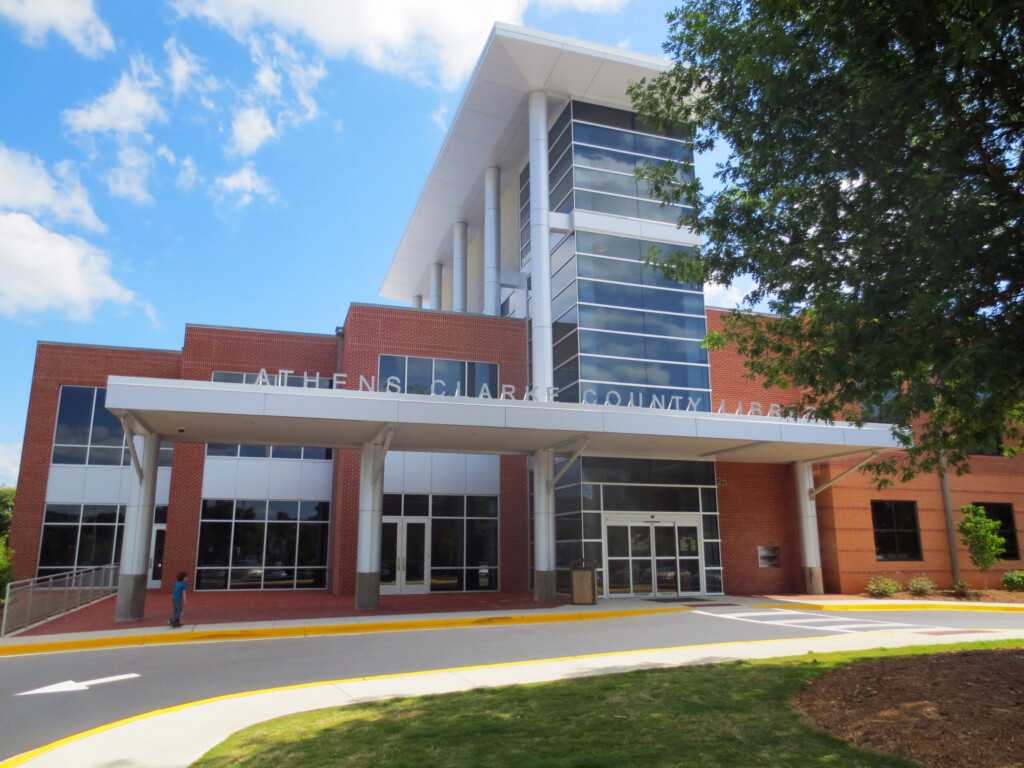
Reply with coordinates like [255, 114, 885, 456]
[192, 639, 1023, 768]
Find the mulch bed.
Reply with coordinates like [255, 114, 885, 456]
[794, 648, 1024, 768]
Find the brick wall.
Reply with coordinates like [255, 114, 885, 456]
[716, 462, 804, 594]
[337, 304, 530, 594]
[11, 343, 182, 580]
[164, 325, 341, 590]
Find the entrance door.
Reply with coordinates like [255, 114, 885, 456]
[380, 517, 429, 594]
[604, 516, 703, 597]
[148, 524, 166, 588]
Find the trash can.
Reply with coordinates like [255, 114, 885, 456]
[570, 560, 598, 605]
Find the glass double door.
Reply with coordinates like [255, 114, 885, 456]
[380, 517, 429, 594]
[605, 515, 702, 596]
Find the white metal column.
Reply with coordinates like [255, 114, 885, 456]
[430, 262, 443, 310]
[484, 166, 501, 316]
[116, 432, 160, 621]
[533, 448, 556, 601]
[453, 221, 468, 312]
[528, 91, 554, 401]
[793, 461, 824, 594]
[355, 439, 388, 609]
[411, 295, 423, 309]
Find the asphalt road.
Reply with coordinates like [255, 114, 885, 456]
[2, 604, 1021, 761]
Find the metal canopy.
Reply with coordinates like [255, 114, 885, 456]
[105, 377, 900, 464]
[379, 24, 671, 303]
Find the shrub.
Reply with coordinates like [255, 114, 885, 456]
[907, 574, 936, 596]
[0, 535, 12, 605]
[951, 578, 974, 598]
[1002, 570, 1024, 592]
[865, 576, 902, 597]
[957, 505, 1005, 589]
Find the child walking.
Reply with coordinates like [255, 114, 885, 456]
[169, 571, 187, 628]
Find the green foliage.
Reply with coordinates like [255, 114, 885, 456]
[629, 0, 1024, 483]
[957, 505, 1006, 588]
[1002, 570, 1024, 592]
[0, 535, 13, 604]
[951, 578, 975, 599]
[0, 486, 12, 540]
[907, 574, 936, 597]
[865, 576, 902, 598]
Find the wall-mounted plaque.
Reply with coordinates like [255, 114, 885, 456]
[758, 545, 780, 568]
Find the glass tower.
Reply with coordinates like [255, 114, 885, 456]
[519, 101, 721, 595]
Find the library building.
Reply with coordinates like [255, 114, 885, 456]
[10, 25, 1022, 618]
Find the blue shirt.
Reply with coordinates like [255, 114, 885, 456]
[172, 581, 187, 601]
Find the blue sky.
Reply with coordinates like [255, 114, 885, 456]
[0, 0, 738, 486]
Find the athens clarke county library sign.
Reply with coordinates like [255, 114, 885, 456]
[245, 368, 818, 420]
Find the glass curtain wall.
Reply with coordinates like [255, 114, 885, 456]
[553, 458, 722, 594]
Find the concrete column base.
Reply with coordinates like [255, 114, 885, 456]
[804, 566, 824, 595]
[115, 573, 148, 622]
[534, 570, 557, 602]
[355, 571, 381, 610]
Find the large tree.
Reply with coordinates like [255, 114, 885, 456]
[629, 0, 1023, 482]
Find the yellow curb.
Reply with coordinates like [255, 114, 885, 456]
[0, 627, 884, 768]
[0, 606, 689, 658]
[751, 603, 1024, 612]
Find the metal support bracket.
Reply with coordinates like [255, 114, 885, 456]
[551, 437, 591, 489]
[371, 424, 396, 485]
[120, 416, 147, 483]
[808, 450, 881, 500]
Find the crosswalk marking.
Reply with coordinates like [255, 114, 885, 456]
[692, 609, 949, 635]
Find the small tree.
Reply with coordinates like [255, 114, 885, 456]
[957, 505, 1005, 589]
[0, 486, 13, 540]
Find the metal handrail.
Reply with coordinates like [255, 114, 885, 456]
[1, 563, 119, 637]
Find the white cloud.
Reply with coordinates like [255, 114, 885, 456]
[0, 211, 136, 320]
[156, 145, 176, 163]
[104, 145, 154, 203]
[177, 157, 199, 190]
[0, 144, 105, 232]
[254, 63, 281, 95]
[430, 101, 448, 130]
[164, 37, 219, 98]
[703, 275, 759, 310]
[616, 36, 631, 49]
[0, 442, 21, 486]
[63, 56, 166, 135]
[0, 0, 113, 57]
[214, 163, 274, 206]
[229, 105, 277, 155]
[174, 0, 624, 91]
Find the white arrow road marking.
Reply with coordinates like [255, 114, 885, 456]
[17, 673, 140, 696]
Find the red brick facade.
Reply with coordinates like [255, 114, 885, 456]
[11, 305, 1022, 597]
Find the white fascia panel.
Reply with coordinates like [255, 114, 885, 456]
[383, 451, 405, 493]
[202, 458, 237, 498]
[543, 51, 603, 96]
[431, 453, 468, 494]
[155, 467, 171, 505]
[453, 107, 515, 145]
[582, 59, 643, 104]
[778, 423, 845, 444]
[82, 467, 128, 504]
[111, 378, 266, 417]
[263, 391, 400, 423]
[466, 454, 501, 494]
[843, 426, 901, 448]
[463, 79, 525, 123]
[395, 398, 506, 428]
[602, 410, 699, 439]
[503, 403, 605, 432]
[572, 210, 643, 239]
[696, 417, 783, 442]
[403, 451, 432, 492]
[268, 460, 303, 499]
[299, 461, 334, 500]
[638, 219, 700, 246]
[234, 459, 271, 498]
[45, 466, 87, 503]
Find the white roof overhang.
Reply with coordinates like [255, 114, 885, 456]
[379, 24, 671, 303]
[106, 377, 900, 464]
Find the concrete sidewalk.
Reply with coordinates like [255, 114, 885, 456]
[6, 617, 1024, 768]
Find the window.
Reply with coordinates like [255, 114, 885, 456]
[52, 386, 173, 467]
[195, 499, 330, 590]
[37, 503, 125, 577]
[377, 356, 499, 398]
[972, 503, 1019, 560]
[205, 444, 333, 460]
[871, 501, 923, 561]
